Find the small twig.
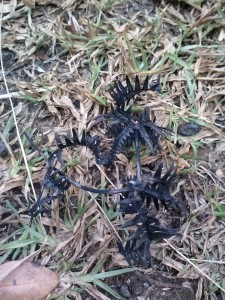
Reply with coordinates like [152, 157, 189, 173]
[134, 129, 141, 181]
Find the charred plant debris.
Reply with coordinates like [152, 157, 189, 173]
[26, 75, 182, 268]
[177, 122, 202, 136]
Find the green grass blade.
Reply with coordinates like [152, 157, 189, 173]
[74, 268, 134, 282]
[93, 278, 124, 299]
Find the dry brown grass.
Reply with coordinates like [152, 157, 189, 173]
[0, 0, 225, 299]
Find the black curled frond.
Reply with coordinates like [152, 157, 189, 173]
[45, 129, 107, 166]
[29, 160, 71, 221]
[28, 159, 134, 220]
[97, 125, 135, 164]
[95, 107, 172, 164]
[54, 129, 103, 160]
[26, 132, 135, 219]
[118, 239, 152, 268]
[110, 74, 161, 108]
[119, 194, 143, 214]
[119, 210, 179, 267]
[25, 72, 183, 269]
[117, 164, 179, 213]
[148, 163, 179, 211]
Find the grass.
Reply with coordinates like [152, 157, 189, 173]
[0, 0, 225, 299]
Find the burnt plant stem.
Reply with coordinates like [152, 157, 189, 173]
[53, 167, 132, 195]
[135, 129, 141, 181]
[27, 74, 181, 268]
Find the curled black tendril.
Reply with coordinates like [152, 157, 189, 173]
[109, 74, 161, 109]
[118, 208, 179, 268]
[94, 107, 172, 165]
[26, 75, 181, 268]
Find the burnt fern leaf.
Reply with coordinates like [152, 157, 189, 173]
[119, 164, 179, 214]
[29, 160, 71, 222]
[25, 133, 70, 221]
[28, 160, 133, 219]
[94, 75, 161, 126]
[26, 132, 133, 219]
[25, 73, 182, 269]
[96, 125, 135, 165]
[54, 129, 103, 162]
[119, 210, 178, 267]
[95, 108, 171, 165]
[148, 163, 179, 211]
[110, 74, 161, 108]
[118, 239, 152, 268]
[93, 76, 169, 164]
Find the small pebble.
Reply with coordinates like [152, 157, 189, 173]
[177, 123, 201, 136]
[143, 282, 150, 288]
[119, 285, 131, 298]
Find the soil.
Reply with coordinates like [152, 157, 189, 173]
[106, 270, 197, 300]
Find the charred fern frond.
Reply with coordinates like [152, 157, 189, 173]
[26, 73, 183, 269]
[26, 132, 133, 219]
[118, 164, 179, 214]
[92, 76, 169, 164]
[149, 163, 178, 210]
[54, 129, 103, 164]
[29, 156, 71, 222]
[95, 108, 172, 165]
[118, 239, 152, 268]
[118, 208, 178, 267]
[110, 74, 161, 109]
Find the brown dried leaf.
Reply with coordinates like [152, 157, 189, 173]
[0, 261, 59, 300]
[169, 154, 190, 169]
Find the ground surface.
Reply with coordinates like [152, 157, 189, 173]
[0, 0, 225, 299]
